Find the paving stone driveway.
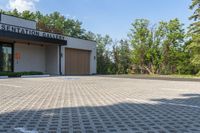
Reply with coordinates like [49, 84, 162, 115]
[0, 76, 200, 133]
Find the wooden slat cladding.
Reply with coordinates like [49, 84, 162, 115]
[65, 48, 90, 75]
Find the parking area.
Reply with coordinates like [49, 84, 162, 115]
[0, 76, 200, 133]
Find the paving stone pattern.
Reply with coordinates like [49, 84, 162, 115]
[0, 76, 200, 133]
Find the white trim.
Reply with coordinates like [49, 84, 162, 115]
[21, 75, 50, 78]
[57, 46, 60, 75]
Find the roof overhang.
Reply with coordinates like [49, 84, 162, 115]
[0, 23, 67, 45]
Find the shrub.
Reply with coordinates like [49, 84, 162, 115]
[0, 71, 44, 77]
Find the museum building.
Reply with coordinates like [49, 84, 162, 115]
[0, 13, 97, 75]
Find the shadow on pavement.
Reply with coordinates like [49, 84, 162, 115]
[0, 94, 200, 133]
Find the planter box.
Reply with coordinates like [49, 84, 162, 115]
[21, 75, 50, 78]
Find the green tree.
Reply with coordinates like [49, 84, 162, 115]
[129, 21, 164, 74]
[129, 19, 185, 75]
[189, 0, 200, 27]
[36, 12, 85, 37]
[112, 40, 132, 74]
[188, 0, 200, 73]
[84, 32, 115, 74]
[21, 10, 36, 20]
[158, 19, 185, 74]
[9, 9, 20, 16]
[95, 35, 113, 74]
[176, 40, 197, 74]
[2, 9, 86, 38]
[83, 31, 96, 41]
[129, 19, 158, 74]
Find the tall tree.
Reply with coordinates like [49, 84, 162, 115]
[1, 9, 86, 38]
[129, 19, 185, 74]
[159, 19, 185, 74]
[188, 0, 200, 71]
[189, 0, 200, 32]
[129, 19, 151, 74]
[112, 40, 132, 74]
[95, 35, 113, 74]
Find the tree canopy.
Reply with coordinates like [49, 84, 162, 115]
[0, 9, 86, 39]
[128, 19, 187, 75]
[188, 0, 200, 72]
[1, 1, 200, 76]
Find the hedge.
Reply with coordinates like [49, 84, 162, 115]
[0, 71, 43, 77]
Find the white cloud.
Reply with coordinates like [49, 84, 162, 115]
[7, 0, 39, 12]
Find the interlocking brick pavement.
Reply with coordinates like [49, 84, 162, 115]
[0, 76, 200, 133]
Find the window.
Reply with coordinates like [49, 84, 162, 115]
[0, 43, 13, 72]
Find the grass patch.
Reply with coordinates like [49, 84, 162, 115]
[129, 74, 200, 79]
[111, 74, 200, 79]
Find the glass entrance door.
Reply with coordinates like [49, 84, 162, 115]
[0, 43, 13, 72]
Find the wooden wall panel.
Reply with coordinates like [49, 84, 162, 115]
[65, 48, 90, 75]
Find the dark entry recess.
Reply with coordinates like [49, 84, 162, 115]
[0, 42, 14, 72]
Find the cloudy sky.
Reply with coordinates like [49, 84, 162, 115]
[0, 0, 192, 39]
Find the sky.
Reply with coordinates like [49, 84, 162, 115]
[0, 0, 193, 40]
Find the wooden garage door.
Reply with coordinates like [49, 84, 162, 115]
[65, 48, 90, 75]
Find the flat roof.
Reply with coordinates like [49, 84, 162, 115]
[0, 13, 96, 43]
[0, 13, 36, 22]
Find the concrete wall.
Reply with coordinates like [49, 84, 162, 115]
[46, 45, 59, 75]
[61, 37, 97, 75]
[0, 14, 36, 29]
[14, 43, 46, 73]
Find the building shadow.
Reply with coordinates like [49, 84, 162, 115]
[0, 94, 200, 133]
[151, 94, 200, 107]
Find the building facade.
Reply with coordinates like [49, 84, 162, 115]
[0, 14, 96, 75]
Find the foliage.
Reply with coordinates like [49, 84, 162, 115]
[0, 9, 86, 38]
[95, 35, 113, 74]
[187, 0, 200, 74]
[1, 3, 200, 76]
[189, 0, 200, 23]
[84, 32, 132, 74]
[129, 19, 187, 75]
[112, 40, 132, 74]
[158, 19, 185, 74]
[0, 71, 43, 77]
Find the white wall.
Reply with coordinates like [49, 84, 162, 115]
[0, 14, 97, 75]
[1, 14, 36, 29]
[14, 38, 96, 75]
[61, 37, 97, 75]
[46, 45, 59, 75]
[14, 43, 46, 73]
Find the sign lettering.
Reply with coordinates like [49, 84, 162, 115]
[0, 23, 65, 40]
